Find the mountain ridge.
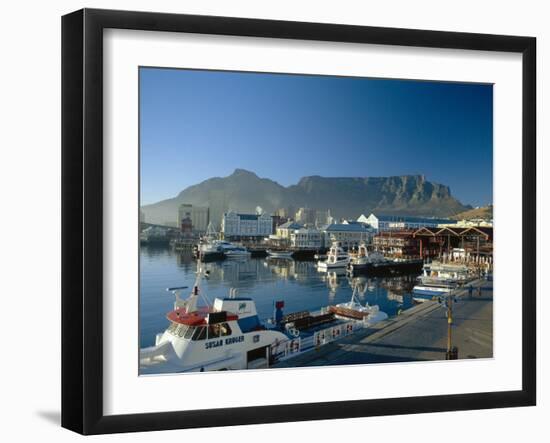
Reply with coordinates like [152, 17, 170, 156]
[141, 169, 471, 226]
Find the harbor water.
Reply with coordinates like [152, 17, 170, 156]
[140, 245, 420, 348]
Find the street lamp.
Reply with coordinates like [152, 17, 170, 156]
[445, 283, 461, 360]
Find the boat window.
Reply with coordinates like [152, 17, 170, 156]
[177, 324, 189, 338]
[208, 325, 220, 338]
[208, 323, 232, 338]
[220, 323, 232, 336]
[208, 323, 231, 338]
[192, 326, 207, 341]
[184, 326, 195, 339]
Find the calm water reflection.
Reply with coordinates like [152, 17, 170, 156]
[139, 246, 419, 347]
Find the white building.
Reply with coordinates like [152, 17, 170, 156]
[439, 218, 493, 228]
[362, 213, 456, 231]
[178, 204, 210, 233]
[321, 223, 375, 249]
[221, 211, 273, 240]
[275, 221, 303, 240]
[290, 228, 323, 249]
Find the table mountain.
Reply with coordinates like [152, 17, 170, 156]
[141, 168, 470, 226]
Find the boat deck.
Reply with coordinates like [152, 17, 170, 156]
[286, 317, 353, 339]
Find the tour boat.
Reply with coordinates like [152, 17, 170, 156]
[412, 261, 474, 300]
[347, 243, 423, 275]
[198, 239, 251, 259]
[317, 242, 350, 270]
[139, 262, 388, 374]
[347, 243, 386, 271]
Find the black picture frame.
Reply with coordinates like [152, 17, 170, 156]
[61, 8, 536, 435]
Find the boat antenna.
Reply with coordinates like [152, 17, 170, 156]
[166, 286, 189, 310]
[188, 247, 213, 308]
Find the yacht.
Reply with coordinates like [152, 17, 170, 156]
[347, 243, 386, 271]
[347, 242, 423, 275]
[317, 242, 350, 271]
[139, 262, 388, 374]
[218, 241, 251, 258]
[412, 261, 474, 300]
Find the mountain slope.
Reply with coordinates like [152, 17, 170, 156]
[453, 205, 493, 220]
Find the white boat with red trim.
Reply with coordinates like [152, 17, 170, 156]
[139, 264, 388, 373]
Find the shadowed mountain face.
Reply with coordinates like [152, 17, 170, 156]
[141, 169, 470, 226]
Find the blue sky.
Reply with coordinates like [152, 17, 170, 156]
[140, 68, 493, 207]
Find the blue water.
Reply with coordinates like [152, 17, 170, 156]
[139, 246, 419, 348]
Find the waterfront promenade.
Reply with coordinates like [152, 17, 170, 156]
[273, 278, 493, 368]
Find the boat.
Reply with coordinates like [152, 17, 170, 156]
[347, 242, 423, 275]
[197, 237, 251, 260]
[328, 286, 388, 323]
[139, 261, 388, 374]
[347, 243, 386, 270]
[267, 250, 294, 259]
[219, 242, 251, 258]
[140, 226, 171, 246]
[195, 223, 225, 261]
[412, 261, 474, 301]
[317, 242, 350, 271]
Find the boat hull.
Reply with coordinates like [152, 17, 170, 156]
[317, 261, 349, 270]
[348, 259, 423, 276]
[412, 286, 453, 296]
[267, 251, 294, 259]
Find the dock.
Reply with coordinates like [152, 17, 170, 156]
[273, 278, 492, 368]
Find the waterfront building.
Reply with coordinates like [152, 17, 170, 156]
[221, 211, 273, 241]
[364, 213, 456, 231]
[177, 204, 210, 233]
[180, 217, 193, 236]
[139, 225, 175, 245]
[373, 230, 420, 257]
[275, 221, 303, 240]
[321, 223, 375, 249]
[290, 228, 323, 249]
[412, 226, 493, 261]
[295, 207, 316, 225]
[439, 218, 493, 228]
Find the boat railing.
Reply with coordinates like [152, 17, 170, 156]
[270, 318, 366, 364]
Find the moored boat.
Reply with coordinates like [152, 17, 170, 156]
[412, 261, 474, 301]
[317, 242, 350, 271]
[139, 261, 388, 373]
[267, 250, 294, 259]
[347, 242, 423, 275]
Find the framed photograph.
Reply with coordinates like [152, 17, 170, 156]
[61, 8, 536, 435]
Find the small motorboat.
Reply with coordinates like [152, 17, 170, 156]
[267, 250, 294, 259]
